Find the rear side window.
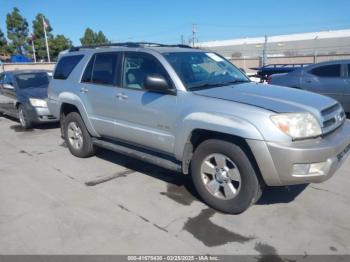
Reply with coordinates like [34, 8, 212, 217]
[310, 64, 341, 78]
[81, 53, 118, 85]
[81, 56, 95, 83]
[54, 55, 84, 80]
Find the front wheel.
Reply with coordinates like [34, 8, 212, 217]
[18, 105, 32, 129]
[64, 112, 96, 158]
[191, 139, 263, 214]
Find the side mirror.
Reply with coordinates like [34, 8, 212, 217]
[144, 74, 174, 94]
[3, 83, 14, 90]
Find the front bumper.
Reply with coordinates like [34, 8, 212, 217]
[247, 120, 350, 186]
[24, 104, 58, 124]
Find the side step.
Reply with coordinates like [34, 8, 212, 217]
[93, 139, 182, 172]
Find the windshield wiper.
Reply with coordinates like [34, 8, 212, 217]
[189, 79, 250, 90]
[219, 80, 250, 86]
[188, 82, 223, 90]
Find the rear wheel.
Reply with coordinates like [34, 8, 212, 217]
[18, 105, 32, 129]
[64, 112, 96, 158]
[191, 139, 262, 214]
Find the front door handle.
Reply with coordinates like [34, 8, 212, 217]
[80, 87, 89, 93]
[306, 80, 312, 83]
[116, 93, 128, 100]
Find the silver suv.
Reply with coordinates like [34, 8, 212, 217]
[48, 43, 350, 214]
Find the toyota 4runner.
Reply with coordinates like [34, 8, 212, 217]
[48, 43, 350, 214]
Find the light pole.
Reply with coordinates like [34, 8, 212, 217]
[30, 34, 37, 63]
[192, 24, 197, 47]
[262, 35, 268, 66]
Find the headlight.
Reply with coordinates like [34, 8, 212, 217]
[270, 113, 321, 139]
[29, 98, 47, 108]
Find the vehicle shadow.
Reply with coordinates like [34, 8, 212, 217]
[1, 115, 59, 132]
[95, 148, 202, 202]
[95, 148, 308, 207]
[256, 184, 308, 205]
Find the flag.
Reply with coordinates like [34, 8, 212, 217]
[43, 18, 48, 29]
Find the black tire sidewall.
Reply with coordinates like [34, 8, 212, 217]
[64, 112, 95, 158]
[191, 139, 260, 214]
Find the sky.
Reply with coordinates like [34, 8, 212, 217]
[1, 0, 350, 46]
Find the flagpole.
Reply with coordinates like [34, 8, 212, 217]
[42, 16, 51, 62]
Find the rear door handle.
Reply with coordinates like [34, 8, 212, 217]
[306, 80, 312, 83]
[116, 93, 128, 100]
[80, 87, 89, 93]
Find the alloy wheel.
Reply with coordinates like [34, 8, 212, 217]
[67, 122, 84, 150]
[200, 153, 241, 200]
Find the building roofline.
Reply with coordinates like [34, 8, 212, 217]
[198, 29, 350, 47]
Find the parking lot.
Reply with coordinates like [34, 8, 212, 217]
[0, 115, 350, 256]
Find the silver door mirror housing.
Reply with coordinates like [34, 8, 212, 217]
[144, 74, 172, 93]
[3, 84, 14, 90]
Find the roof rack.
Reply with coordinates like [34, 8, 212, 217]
[68, 42, 193, 52]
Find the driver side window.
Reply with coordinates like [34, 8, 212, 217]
[3, 74, 15, 87]
[122, 52, 170, 90]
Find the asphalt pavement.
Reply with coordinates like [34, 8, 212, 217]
[0, 116, 349, 256]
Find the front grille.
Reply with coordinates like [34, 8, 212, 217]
[321, 103, 340, 115]
[321, 103, 345, 134]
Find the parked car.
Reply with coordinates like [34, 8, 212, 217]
[48, 43, 350, 214]
[251, 63, 310, 82]
[0, 70, 57, 128]
[269, 60, 350, 112]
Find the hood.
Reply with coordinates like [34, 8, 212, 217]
[192, 82, 338, 114]
[18, 84, 48, 100]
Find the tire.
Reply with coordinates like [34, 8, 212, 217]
[60, 112, 66, 139]
[64, 112, 96, 158]
[18, 104, 32, 129]
[191, 139, 262, 214]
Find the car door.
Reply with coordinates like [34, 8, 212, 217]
[80, 52, 120, 138]
[0, 73, 5, 112]
[112, 51, 178, 155]
[301, 63, 346, 106]
[343, 63, 350, 112]
[0, 73, 17, 116]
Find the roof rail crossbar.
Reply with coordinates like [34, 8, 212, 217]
[68, 42, 192, 52]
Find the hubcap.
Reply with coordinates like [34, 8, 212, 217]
[67, 122, 83, 150]
[200, 153, 241, 200]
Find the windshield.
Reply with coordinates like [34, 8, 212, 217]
[163, 52, 249, 90]
[15, 72, 49, 89]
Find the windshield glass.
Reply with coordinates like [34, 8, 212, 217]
[15, 72, 49, 89]
[163, 52, 249, 90]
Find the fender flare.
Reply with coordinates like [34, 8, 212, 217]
[58, 92, 99, 137]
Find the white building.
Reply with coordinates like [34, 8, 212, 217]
[198, 29, 350, 59]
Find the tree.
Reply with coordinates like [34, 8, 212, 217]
[95, 30, 109, 44]
[50, 34, 72, 61]
[32, 13, 53, 61]
[0, 29, 9, 56]
[6, 7, 29, 54]
[80, 28, 96, 46]
[80, 28, 109, 46]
